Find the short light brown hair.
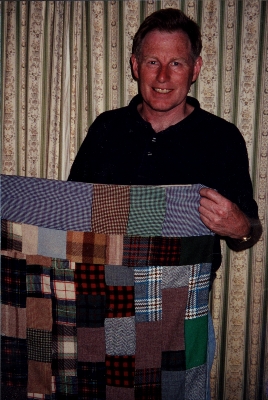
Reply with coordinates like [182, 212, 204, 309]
[132, 8, 202, 60]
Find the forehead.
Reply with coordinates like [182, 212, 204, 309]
[140, 29, 192, 57]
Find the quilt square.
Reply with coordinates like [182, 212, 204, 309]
[162, 287, 188, 351]
[105, 316, 136, 355]
[106, 355, 135, 388]
[162, 185, 212, 237]
[162, 265, 191, 289]
[91, 185, 130, 234]
[1, 304, 27, 339]
[106, 285, 134, 318]
[77, 362, 106, 400]
[136, 321, 162, 369]
[105, 265, 134, 286]
[185, 263, 211, 320]
[1, 256, 27, 307]
[54, 375, 78, 397]
[185, 364, 207, 399]
[66, 231, 106, 264]
[22, 223, 38, 255]
[26, 264, 51, 298]
[52, 298, 76, 325]
[51, 258, 71, 269]
[161, 351, 186, 371]
[27, 360, 52, 395]
[180, 236, 215, 265]
[1, 219, 22, 252]
[26, 297, 52, 330]
[1, 387, 27, 399]
[27, 328, 52, 363]
[135, 368, 161, 400]
[106, 235, 124, 265]
[1, 336, 28, 387]
[149, 237, 181, 266]
[123, 236, 150, 267]
[77, 327, 105, 362]
[126, 186, 166, 236]
[134, 266, 162, 322]
[52, 324, 77, 376]
[106, 386, 135, 400]
[75, 264, 106, 295]
[38, 227, 66, 259]
[161, 370, 186, 400]
[76, 294, 105, 328]
[185, 316, 208, 369]
[26, 254, 52, 267]
[51, 268, 76, 301]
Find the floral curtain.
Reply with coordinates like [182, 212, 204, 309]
[1, 1, 268, 398]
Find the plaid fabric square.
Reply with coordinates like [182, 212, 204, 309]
[1, 256, 27, 307]
[161, 350, 186, 371]
[51, 268, 76, 301]
[1, 387, 27, 399]
[1, 336, 28, 387]
[66, 231, 106, 264]
[91, 185, 130, 234]
[149, 237, 181, 266]
[51, 259, 71, 269]
[52, 298, 76, 325]
[106, 286, 134, 318]
[26, 265, 51, 298]
[54, 375, 78, 397]
[27, 328, 52, 363]
[75, 264, 106, 295]
[185, 263, 211, 320]
[76, 294, 105, 328]
[162, 185, 212, 237]
[106, 355, 135, 388]
[1, 219, 22, 251]
[77, 362, 106, 400]
[123, 236, 150, 267]
[135, 368, 161, 400]
[52, 324, 77, 376]
[134, 267, 162, 322]
[127, 186, 166, 236]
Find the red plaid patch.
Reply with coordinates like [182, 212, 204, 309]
[106, 286, 134, 318]
[123, 236, 150, 267]
[106, 355, 135, 388]
[75, 264, 106, 295]
[135, 368, 161, 400]
[149, 237, 181, 266]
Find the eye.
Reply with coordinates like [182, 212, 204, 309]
[171, 61, 181, 67]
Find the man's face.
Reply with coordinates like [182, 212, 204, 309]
[131, 30, 202, 116]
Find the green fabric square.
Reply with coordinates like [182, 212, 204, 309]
[127, 186, 166, 236]
[180, 236, 215, 265]
[185, 315, 208, 369]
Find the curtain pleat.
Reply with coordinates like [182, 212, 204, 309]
[1, 1, 268, 399]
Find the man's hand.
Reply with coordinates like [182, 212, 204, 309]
[199, 188, 251, 239]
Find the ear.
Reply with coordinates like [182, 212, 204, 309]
[130, 54, 139, 80]
[192, 56, 203, 83]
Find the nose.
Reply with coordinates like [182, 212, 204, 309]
[156, 65, 170, 82]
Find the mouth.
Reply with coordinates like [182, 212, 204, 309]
[153, 88, 172, 94]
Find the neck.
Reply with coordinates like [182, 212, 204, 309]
[137, 102, 194, 133]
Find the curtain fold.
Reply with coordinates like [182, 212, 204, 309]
[1, 1, 268, 399]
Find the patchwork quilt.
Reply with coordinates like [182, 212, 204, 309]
[1, 174, 215, 400]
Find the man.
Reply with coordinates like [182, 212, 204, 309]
[69, 8, 261, 275]
[68, 8, 261, 398]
